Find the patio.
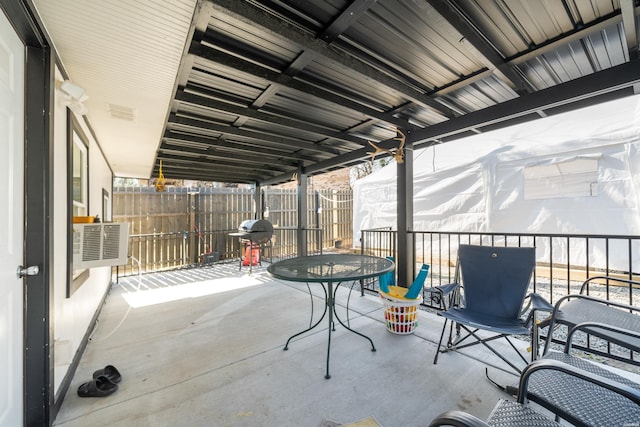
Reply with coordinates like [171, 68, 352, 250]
[52, 261, 536, 427]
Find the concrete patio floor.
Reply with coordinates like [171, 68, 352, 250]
[52, 261, 530, 427]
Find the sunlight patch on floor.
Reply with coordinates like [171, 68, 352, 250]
[121, 276, 264, 308]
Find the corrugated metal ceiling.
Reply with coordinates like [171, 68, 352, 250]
[155, 0, 640, 185]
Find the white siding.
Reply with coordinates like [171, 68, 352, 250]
[52, 66, 115, 394]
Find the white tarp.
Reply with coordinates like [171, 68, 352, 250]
[353, 95, 640, 271]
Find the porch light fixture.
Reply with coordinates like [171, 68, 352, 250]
[59, 80, 87, 101]
[57, 79, 89, 115]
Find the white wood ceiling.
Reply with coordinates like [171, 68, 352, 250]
[33, 0, 198, 178]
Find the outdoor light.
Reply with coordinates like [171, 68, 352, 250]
[57, 80, 89, 115]
[59, 80, 87, 101]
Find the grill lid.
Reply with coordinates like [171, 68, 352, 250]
[238, 219, 274, 234]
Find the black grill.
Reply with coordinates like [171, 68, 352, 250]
[230, 219, 274, 244]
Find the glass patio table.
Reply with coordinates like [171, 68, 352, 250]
[267, 253, 394, 379]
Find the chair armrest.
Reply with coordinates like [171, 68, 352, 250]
[565, 321, 640, 353]
[424, 282, 459, 293]
[427, 282, 460, 310]
[526, 293, 553, 312]
[542, 294, 636, 328]
[551, 293, 639, 315]
[521, 293, 552, 329]
[517, 358, 640, 405]
[541, 293, 640, 355]
[522, 293, 553, 315]
[428, 410, 491, 427]
[580, 275, 640, 294]
[434, 282, 460, 297]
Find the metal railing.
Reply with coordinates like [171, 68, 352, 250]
[360, 229, 640, 302]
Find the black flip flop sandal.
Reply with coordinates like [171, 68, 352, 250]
[77, 375, 118, 397]
[92, 364, 122, 383]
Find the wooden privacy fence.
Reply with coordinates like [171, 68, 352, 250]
[113, 186, 353, 275]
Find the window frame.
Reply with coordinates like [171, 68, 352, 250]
[67, 109, 90, 296]
[523, 157, 599, 200]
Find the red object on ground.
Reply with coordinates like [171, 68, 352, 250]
[242, 243, 260, 266]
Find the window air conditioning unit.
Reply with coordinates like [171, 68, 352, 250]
[73, 223, 129, 269]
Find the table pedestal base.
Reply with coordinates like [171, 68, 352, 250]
[284, 280, 376, 379]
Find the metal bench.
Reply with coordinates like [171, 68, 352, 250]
[429, 358, 640, 427]
[540, 276, 640, 365]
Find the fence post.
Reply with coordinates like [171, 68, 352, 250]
[189, 192, 196, 265]
[332, 190, 339, 247]
[182, 230, 187, 265]
[315, 191, 321, 251]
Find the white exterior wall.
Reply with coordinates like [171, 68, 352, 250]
[52, 67, 114, 394]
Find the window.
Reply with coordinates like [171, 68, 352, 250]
[72, 131, 88, 215]
[524, 158, 599, 200]
[102, 188, 110, 221]
[68, 109, 90, 296]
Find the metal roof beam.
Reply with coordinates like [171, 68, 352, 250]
[156, 151, 292, 173]
[250, 0, 378, 107]
[260, 135, 405, 185]
[432, 9, 630, 97]
[166, 114, 336, 159]
[155, 160, 280, 179]
[428, 0, 533, 94]
[320, 0, 377, 43]
[176, 89, 367, 149]
[157, 144, 297, 170]
[412, 60, 640, 143]
[507, 10, 629, 65]
[208, 0, 454, 119]
[621, 0, 639, 59]
[260, 59, 640, 185]
[190, 41, 413, 129]
[154, 163, 266, 182]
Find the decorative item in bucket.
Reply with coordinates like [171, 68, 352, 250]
[379, 286, 423, 334]
[377, 263, 429, 334]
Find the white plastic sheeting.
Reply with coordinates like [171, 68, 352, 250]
[353, 95, 640, 272]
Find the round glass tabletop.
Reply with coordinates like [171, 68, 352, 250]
[267, 253, 394, 282]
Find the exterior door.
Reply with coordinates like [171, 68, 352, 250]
[0, 8, 25, 427]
